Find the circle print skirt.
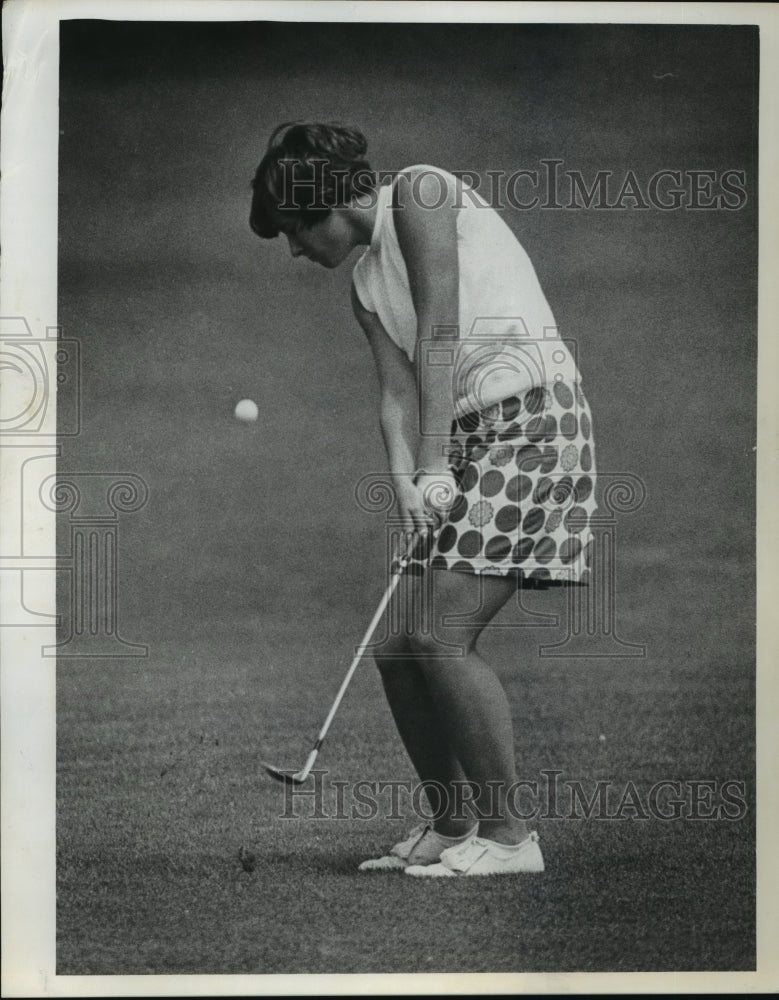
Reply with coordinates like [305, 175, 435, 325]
[409, 381, 597, 586]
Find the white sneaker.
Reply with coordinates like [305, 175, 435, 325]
[405, 831, 545, 877]
[358, 823, 477, 872]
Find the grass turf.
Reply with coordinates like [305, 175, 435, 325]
[54, 23, 756, 974]
[57, 563, 755, 974]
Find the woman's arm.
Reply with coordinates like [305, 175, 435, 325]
[351, 282, 441, 534]
[392, 168, 461, 477]
[351, 282, 417, 474]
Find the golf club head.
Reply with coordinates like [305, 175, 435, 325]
[262, 762, 307, 785]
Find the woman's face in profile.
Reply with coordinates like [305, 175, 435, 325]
[279, 211, 359, 269]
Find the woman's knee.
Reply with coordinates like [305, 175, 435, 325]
[406, 628, 474, 662]
[373, 633, 413, 671]
[373, 629, 476, 670]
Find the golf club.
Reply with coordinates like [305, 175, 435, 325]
[263, 533, 422, 785]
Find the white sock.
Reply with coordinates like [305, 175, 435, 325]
[434, 827, 477, 844]
[483, 832, 535, 850]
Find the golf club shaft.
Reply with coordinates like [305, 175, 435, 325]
[295, 535, 418, 781]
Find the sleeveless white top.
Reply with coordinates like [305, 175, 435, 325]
[352, 165, 581, 417]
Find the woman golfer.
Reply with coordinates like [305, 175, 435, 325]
[250, 123, 596, 877]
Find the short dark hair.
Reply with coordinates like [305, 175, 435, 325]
[250, 122, 375, 238]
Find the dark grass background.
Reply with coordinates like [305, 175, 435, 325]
[56, 21, 756, 974]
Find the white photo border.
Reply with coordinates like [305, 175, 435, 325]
[1, 1, 776, 995]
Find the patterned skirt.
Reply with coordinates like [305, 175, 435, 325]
[407, 381, 597, 586]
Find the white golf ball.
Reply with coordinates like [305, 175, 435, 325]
[234, 398, 258, 422]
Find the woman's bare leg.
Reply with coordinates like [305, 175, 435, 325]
[373, 571, 473, 836]
[376, 567, 527, 843]
[409, 568, 528, 844]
